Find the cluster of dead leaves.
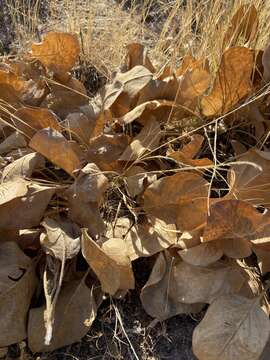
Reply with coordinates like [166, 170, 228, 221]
[1, 4, 270, 359]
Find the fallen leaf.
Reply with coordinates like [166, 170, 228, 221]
[13, 106, 61, 138]
[82, 229, 135, 295]
[103, 65, 153, 114]
[223, 5, 258, 48]
[2, 152, 45, 182]
[227, 148, 270, 207]
[29, 127, 81, 177]
[119, 118, 161, 162]
[140, 252, 204, 320]
[86, 133, 129, 172]
[0, 179, 55, 229]
[41, 217, 80, 260]
[0, 242, 37, 346]
[62, 112, 95, 144]
[201, 47, 254, 116]
[192, 295, 270, 360]
[203, 200, 268, 258]
[28, 279, 101, 352]
[31, 32, 80, 74]
[125, 43, 155, 73]
[144, 172, 209, 231]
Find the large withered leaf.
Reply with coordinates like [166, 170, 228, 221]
[82, 230, 135, 295]
[119, 118, 161, 162]
[203, 200, 268, 258]
[227, 148, 270, 207]
[65, 164, 108, 237]
[192, 295, 270, 360]
[223, 5, 258, 48]
[62, 112, 95, 144]
[28, 279, 100, 353]
[2, 152, 45, 182]
[125, 43, 155, 73]
[167, 134, 213, 168]
[13, 106, 61, 138]
[201, 47, 254, 116]
[140, 252, 204, 320]
[117, 99, 174, 125]
[103, 65, 152, 113]
[178, 242, 223, 266]
[144, 172, 209, 231]
[125, 217, 177, 260]
[31, 32, 80, 73]
[0, 242, 37, 346]
[41, 217, 80, 260]
[0, 179, 55, 229]
[86, 133, 129, 172]
[29, 128, 81, 177]
[0, 131, 27, 155]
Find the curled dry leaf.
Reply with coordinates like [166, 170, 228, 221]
[28, 279, 101, 353]
[29, 127, 81, 177]
[0, 178, 55, 229]
[203, 200, 268, 258]
[125, 43, 155, 73]
[144, 172, 209, 231]
[124, 165, 156, 197]
[86, 133, 129, 172]
[41, 217, 80, 260]
[140, 252, 204, 320]
[192, 295, 270, 360]
[167, 134, 213, 168]
[103, 65, 152, 114]
[0, 131, 27, 155]
[0, 242, 37, 347]
[82, 229, 135, 295]
[62, 112, 95, 144]
[119, 118, 161, 162]
[201, 47, 254, 116]
[31, 32, 80, 74]
[13, 106, 60, 138]
[65, 163, 108, 237]
[125, 217, 177, 260]
[227, 148, 270, 207]
[1, 152, 45, 182]
[223, 5, 258, 48]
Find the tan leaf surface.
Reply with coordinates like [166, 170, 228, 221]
[0, 179, 55, 229]
[227, 148, 270, 206]
[201, 47, 254, 116]
[29, 128, 81, 177]
[119, 118, 161, 161]
[28, 279, 100, 353]
[0, 242, 37, 346]
[223, 5, 258, 48]
[144, 172, 209, 231]
[2, 152, 45, 182]
[31, 32, 80, 73]
[14, 106, 61, 138]
[41, 217, 80, 260]
[140, 252, 204, 320]
[192, 295, 270, 360]
[125, 43, 155, 73]
[82, 230, 135, 295]
[103, 65, 153, 113]
[203, 200, 268, 258]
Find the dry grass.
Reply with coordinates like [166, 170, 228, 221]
[5, 0, 270, 79]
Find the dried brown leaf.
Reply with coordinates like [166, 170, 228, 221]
[201, 47, 254, 116]
[193, 295, 270, 360]
[82, 229, 135, 295]
[29, 128, 81, 177]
